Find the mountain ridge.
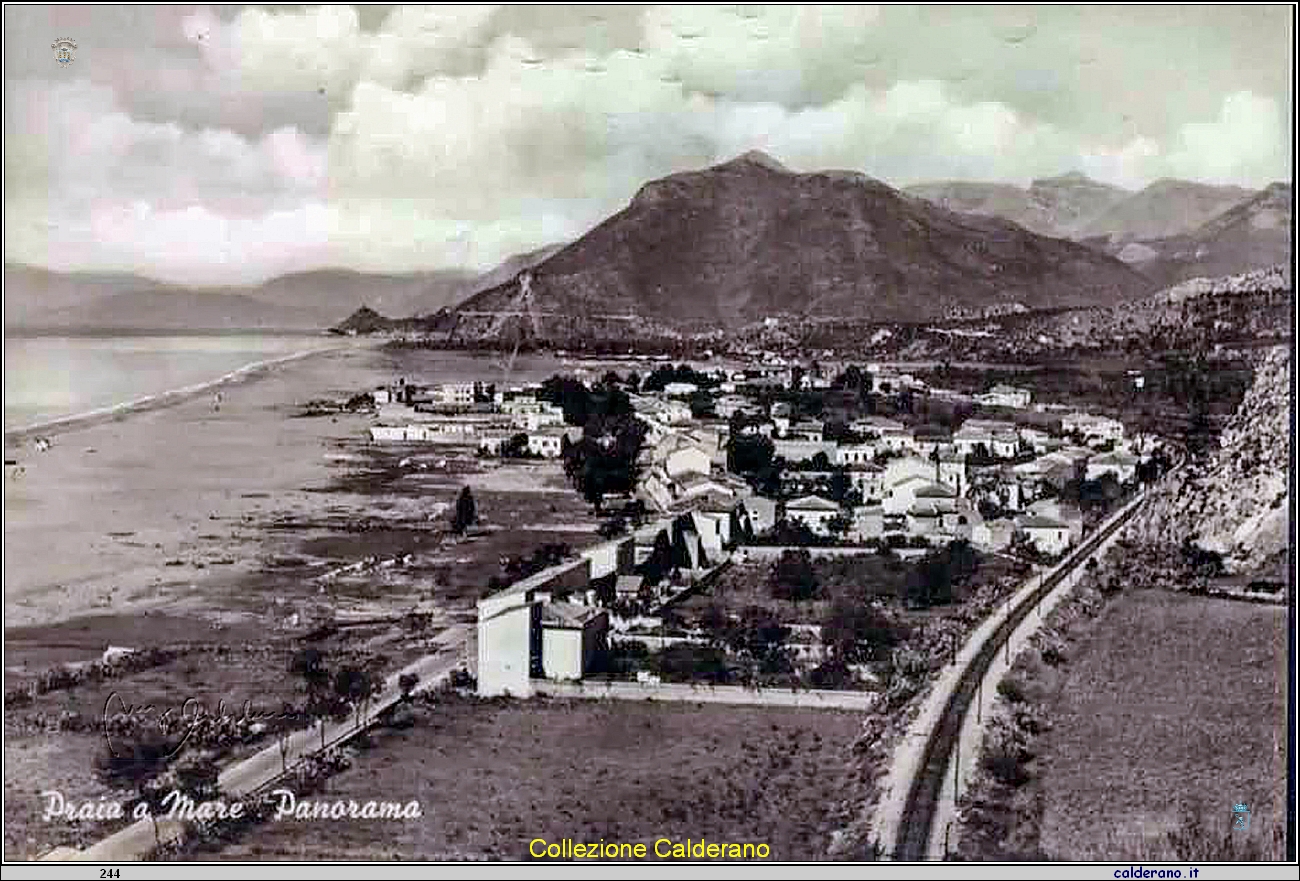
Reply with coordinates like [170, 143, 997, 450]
[447, 153, 1154, 342]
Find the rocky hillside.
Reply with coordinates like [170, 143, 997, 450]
[450, 153, 1151, 343]
[906, 171, 1131, 239]
[1086, 182, 1293, 288]
[1129, 345, 1290, 571]
[1077, 178, 1253, 240]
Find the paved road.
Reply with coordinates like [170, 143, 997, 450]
[66, 648, 465, 862]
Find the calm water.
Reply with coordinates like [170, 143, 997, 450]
[3, 333, 338, 430]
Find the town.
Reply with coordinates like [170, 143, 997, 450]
[360, 357, 1168, 697]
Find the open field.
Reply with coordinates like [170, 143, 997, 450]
[1021, 588, 1286, 860]
[194, 696, 874, 861]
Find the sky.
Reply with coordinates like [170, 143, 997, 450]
[4, 4, 1294, 285]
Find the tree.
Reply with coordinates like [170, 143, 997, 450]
[827, 468, 853, 503]
[561, 414, 649, 513]
[333, 666, 382, 730]
[770, 549, 820, 602]
[398, 672, 419, 702]
[640, 531, 674, 585]
[827, 512, 853, 541]
[451, 486, 477, 534]
[726, 432, 775, 474]
[822, 598, 904, 663]
[501, 432, 529, 458]
[598, 514, 628, 538]
[290, 648, 332, 749]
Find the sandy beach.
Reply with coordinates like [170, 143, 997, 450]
[3, 344, 593, 634]
[3, 340, 612, 858]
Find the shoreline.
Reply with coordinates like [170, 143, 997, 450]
[4, 343, 360, 444]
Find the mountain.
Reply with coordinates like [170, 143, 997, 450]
[252, 268, 475, 324]
[1077, 179, 1254, 240]
[448, 153, 1153, 342]
[1024, 171, 1132, 236]
[1088, 182, 1293, 288]
[3, 264, 477, 331]
[1129, 344, 1290, 573]
[413, 242, 567, 316]
[2, 265, 166, 327]
[32, 288, 325, 332]
[905, 172, 1130, 239]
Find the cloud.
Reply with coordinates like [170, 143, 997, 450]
[1165, 91, 1289, 186]
[3, 5, 1292, 284]
[1079, 91, 1289, 190]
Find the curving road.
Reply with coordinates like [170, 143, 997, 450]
[55, 635, 468, 862]
[884, 492, 1150, 861]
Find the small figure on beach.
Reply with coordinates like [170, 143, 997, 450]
[213, 392, 223, 412]
[34, 436, 51, 452]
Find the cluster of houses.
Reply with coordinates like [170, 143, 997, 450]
[366, 369, 1149, 563]
[630, 394, 1147, 559]
[460, 364, 1160, 696]
[368, 380, 580, 457]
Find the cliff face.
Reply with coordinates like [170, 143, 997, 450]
[1130, 346, 1291, 571]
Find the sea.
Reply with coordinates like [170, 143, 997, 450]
[3, 332, 340, 432]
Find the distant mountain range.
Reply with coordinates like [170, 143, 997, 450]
[1081, 182, 1293, 289]
[904, 173, 1262, 243]
[905, 172, 1131, 239]
[9, 158, 1288, 338]
[446, 152, 1151, 343]
[3, 264, 498, 333]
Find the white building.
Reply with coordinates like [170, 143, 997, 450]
[883, 456, 938, 491]
[848, 464, 885, 503]
[1016, 515, 1072, 556]
[773, 439, 836, 464]
[656, 434, 713, 480]
[1085, 451, 1139, 484]
[882, 474, 931, 515]
[834, 443, 877, 467]
[662, 381, 700, 397]
[785, 495, 841, 536]
[788, 420, 825, 442]
[850, 505, 885, 542]
[741, 495, 778, 536]
[1061, 412, 1125, 446]
[369, 425, 407, 442]
[430, 382, 476, 407]
[540, 603, 609, 681]
[978, 384, 1032, 409]
[850, 415, 905, 438]
[528, 429, 574, 458]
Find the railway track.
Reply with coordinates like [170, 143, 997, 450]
[891, 493, 1149, 860]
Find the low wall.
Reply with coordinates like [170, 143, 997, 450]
[534, 678, 878, 710]
[735, 545, 930, 561]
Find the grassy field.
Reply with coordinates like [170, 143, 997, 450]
[1031, 589, 1287, 860]
[197, 696, 875, 861]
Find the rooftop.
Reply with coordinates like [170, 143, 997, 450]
[1019, 515, 1069, 530]
[540, 602, 607, 629]
[787, 495, 840, 512]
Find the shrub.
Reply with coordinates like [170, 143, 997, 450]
[981, 732, 1030, 787]
[997, 675, 1027, 704]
